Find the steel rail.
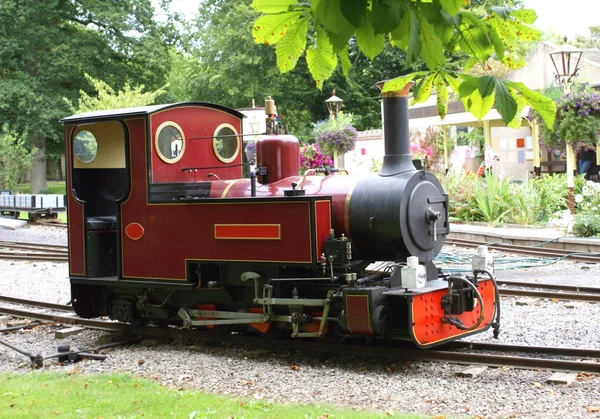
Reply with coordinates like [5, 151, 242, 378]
[496, 280, 600, 294]
[446, 238, 600, 263]
[499, 288, 600, 303]
[2, 303, 599, 373]
[0, 240, 68, 251]
[0, 305, 130, 332]
[0, 252, 68, 262]
[0, 295, 73, 312]
[446, 341, 600, 359]
[0, 244, 68, 254]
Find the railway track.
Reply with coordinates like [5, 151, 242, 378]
[0, 240, 68, 262]
[446, 237, 600, 263]
[0, 297, 598, 373]
[498, 280, 600, 303]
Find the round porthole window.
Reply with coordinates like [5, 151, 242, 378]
[155, 122, 185, 164]
[213, 124, 240, 163]
[73, 130, 98, 163]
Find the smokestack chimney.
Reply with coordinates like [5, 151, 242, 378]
[375, 80, 415, 177]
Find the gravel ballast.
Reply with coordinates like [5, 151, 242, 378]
[1, 226, 599, 418]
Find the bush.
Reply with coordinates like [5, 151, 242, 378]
[0, 126, 37, 192]
[572, 213, 600, 237]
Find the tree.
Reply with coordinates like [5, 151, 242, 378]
[65, 74, 168, 114]
[251, 0, 556, 131]
[0, 1, 174, 193]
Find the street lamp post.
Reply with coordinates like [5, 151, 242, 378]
[549, 39, 583, 214]
[325, 90, 344, 168]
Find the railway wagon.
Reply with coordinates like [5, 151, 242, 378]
[61, 81, 499, 348]
[0, 192, 66, 220]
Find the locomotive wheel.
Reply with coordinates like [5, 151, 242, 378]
[71, 284, 107, 318]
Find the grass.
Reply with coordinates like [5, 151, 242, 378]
[16, 181, 66, 195]
[0, 373, 426, 419]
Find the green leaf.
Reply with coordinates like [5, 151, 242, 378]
[355, 13, 385, 60]
[306, 27, 337, 89]
[338, 47, 351, 77]
[478, 75, 495, 98]
[252, 0, 297, 13]
[506, 94, 527, 129]
[458, 76, 479, 98]
[407, 9, 422, 65]
[340, 0, 368, 28]
[381, 72, 425, 94]
[276, 17, 308, 73]
[508, 81, 556, 128]
[510, 9, 537, 25]
[494, 79, 518, 124]
[487, 25, 505, 60]
[439, 0, 465, 16]
[328, 23, 357, 52]
[372, 0, 406, 33]
[444, 72, 462, 94]
[419, 15, 445, 69]
[313, 0, 354, 33]
[502, 53, 526, 69]
[389, 9, 411, 49]
[435, 79, 449, 119]
[489, 6, 511, 19]
[465, 87, 495, 120]
[413, 73, 434, 104]
[252, 12, 303, 45]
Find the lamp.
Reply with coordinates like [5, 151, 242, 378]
[550, 38, 583, 93]
[549, 37, 583, 213]
[325, 90, 343, 118]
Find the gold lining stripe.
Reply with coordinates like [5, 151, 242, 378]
[221, 179, 242, 198]
[344, 182, 356, 237]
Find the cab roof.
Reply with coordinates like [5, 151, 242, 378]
[60, 102, 246, 124]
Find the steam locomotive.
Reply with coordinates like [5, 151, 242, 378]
[61, 81, 499, 348]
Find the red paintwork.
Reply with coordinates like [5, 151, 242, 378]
[256, 135, 300, 184]
[214, 174, 360, 238]
[121, 117, 329, 281]
[215, 224, 280, 240]
[149, 106, 243, 183]
[315, 200, 331, 258]
[249, 307, 271, 333]
[410, 279, 496, 347]
[64, 124, 85, 275]
[125, 223, 144, 240]
[345, 295, 372, 335]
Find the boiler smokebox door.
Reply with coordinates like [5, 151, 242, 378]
[406, 181, 447, 252]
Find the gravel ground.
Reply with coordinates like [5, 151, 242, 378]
[0, 226, 599, 418]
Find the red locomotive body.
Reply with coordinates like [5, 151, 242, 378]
[61, 84, 499, 348]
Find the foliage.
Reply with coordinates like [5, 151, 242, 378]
[440, 172, 480, 221]
[537, 86, 600, 150]
[245, 140, 257, 164]
[441, 172, 572, 225]
[473, 174, 513, 225]
[251, 1, 556, 129]
[456, 128, 485, 157]
[0, 0, 175, 192]
[572, 213, 600, 237]
[575, 180, 600, 214]
[0, 126, 37, 192]
[300, 143, 334, 173]
[313, 113, 358, 157]
[65, 74, 167, 114]
[573, 25, 600, 49]
[0, 372, 415, 419]
[410, 127, 445, 173]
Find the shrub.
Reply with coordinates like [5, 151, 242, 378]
[440, 173, 479, 221]
[0, 126, 37, 192]
[572, 213, 600, 237]
[473, 175, 513, 225]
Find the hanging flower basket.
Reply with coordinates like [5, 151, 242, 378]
[536, 87, 600, 150]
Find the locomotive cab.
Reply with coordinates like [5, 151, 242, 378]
[69, 121, 128, 277]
